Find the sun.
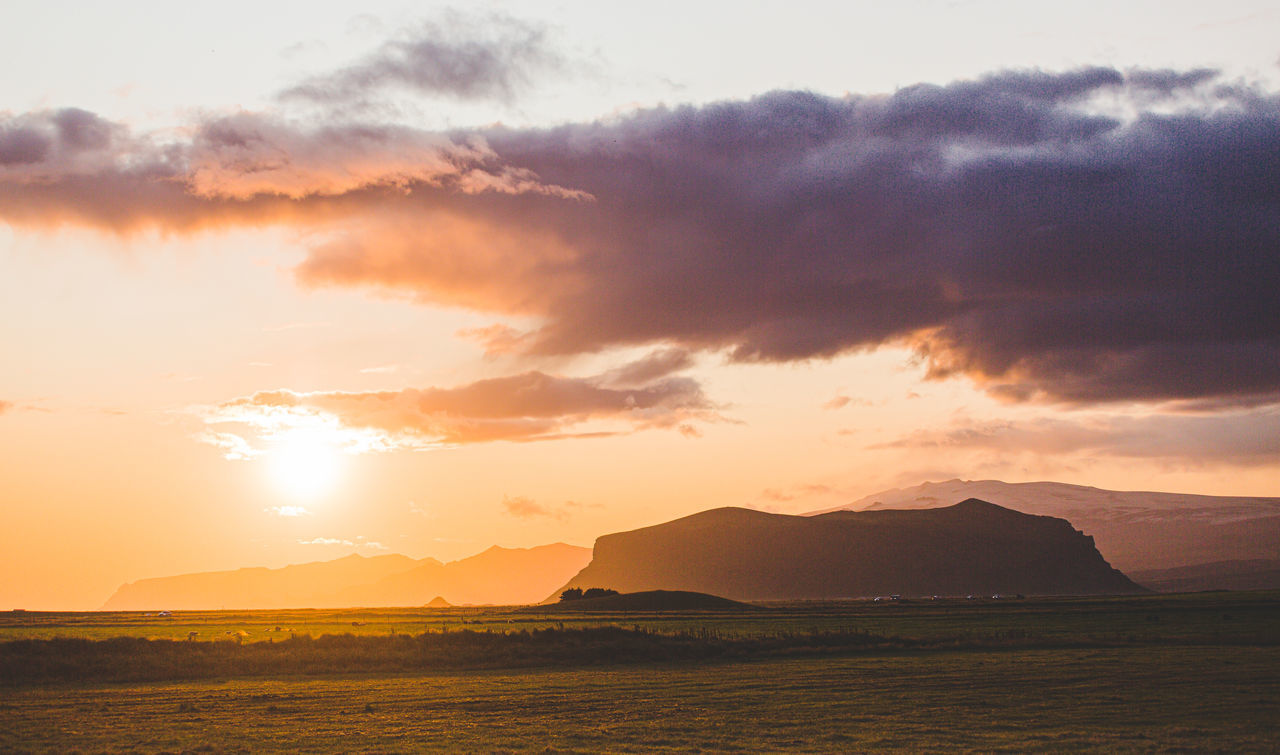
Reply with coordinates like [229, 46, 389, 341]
[267, 432, 342, 500]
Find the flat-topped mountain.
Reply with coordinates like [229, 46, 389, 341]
[809, 479, 1280, 576]
[102, 543, 592, 611]
[554, 500, 1143, 601]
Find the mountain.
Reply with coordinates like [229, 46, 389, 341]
[808, 479, 1280, 574]
[554, 500, 1143, 601]
[101, 543, 592, 610]
[324, 544, 595, 607]
[1128, 560, 1280, 593]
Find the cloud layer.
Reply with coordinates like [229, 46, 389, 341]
[5, 67, 1279, 406]
[878, 408, 1280, 466]
[201, 353, 717, 454]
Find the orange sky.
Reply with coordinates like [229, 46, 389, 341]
[3, 2, 1279, 609]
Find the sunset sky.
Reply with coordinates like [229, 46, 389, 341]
[3, 0, 1279, 609]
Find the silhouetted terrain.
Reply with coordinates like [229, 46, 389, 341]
[1130, 560, 1280, 593]
[521, 590, 759, 612]
[555, 500, 1142, 601]
[102, 544, 591, 610]
[809, 479, 1280, 575]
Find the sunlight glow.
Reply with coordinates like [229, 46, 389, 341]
[267, 432, 342, 500]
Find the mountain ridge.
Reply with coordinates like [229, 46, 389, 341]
[554, 498, 1143, 601]
[101, 543, 591, 611]
[807, 479, 1280, 574]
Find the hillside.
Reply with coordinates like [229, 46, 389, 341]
[554, 500, 1143, 601]
[101, 543, 592, 610]
[809, 479, 1280, 574]
[1129, 560, 1280, 593]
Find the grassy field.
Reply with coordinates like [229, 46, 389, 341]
[2, 591, 1278, 753]
[3, 590, 1275, 644]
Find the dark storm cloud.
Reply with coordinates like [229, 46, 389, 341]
[0, 126, 50, 164]
[3, 66, 1279, 406]
[280, 12, 561, 105]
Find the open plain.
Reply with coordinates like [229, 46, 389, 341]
[2, 591, 1277, 753]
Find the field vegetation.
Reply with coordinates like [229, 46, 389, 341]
[1, 591, 1277, 752]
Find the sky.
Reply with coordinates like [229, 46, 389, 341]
[3, 0, 1279, 609]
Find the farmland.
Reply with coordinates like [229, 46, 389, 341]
[2, 591, 1278, 753]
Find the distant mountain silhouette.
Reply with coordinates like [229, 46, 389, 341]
[1129, 559, 1280, 593]
[101, 544, 591, 610]
[809, 479, 1280, 573]
[324, 544, 594, 607]
[554, 500, 1143, 601]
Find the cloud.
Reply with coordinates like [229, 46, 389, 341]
[501, 495, 599, 521]
[266, 505, 311, 517]
[4, 67, 1279, 406]
[280, 11, 562, 106]
[760, 483, 836, 502]
[198, 430, 259, 461]
[501, 495, 558, 519]
[0, 400, 11, 415]
[298, 536, 387, 550]
[358, 364, 400, 374]
[456, 324, 530, 356]
[595, 348, 695, 388]
[199, 353, 719, 454]
[877, 407, 1280, 466]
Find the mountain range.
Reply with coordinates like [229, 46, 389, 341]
[100, 543, 591, 611]
[555, 499, 1143, 601]
[809, 479, 1280, 581]
[102, 479, 1279, 608]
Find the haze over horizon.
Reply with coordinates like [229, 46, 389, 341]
[3, 1, 1279, 609]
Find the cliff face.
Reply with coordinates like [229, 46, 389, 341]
[555, 499, 1144, 601]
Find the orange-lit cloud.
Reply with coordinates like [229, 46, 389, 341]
[199, 353, 719, 456]
[501, 495, 599, 521]
[298, 537, 387, 550]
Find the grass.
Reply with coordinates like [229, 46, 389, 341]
[1, 647, 1276, 753]
[1, 591, 1277, 752]
[2, 590, 1275, 645]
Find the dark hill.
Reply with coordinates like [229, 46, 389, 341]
[522, 590, 758, 612]
[553, 499, 1144, 601]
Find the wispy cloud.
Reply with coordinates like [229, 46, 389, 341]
[760, 483, 837, 502]
[877, 408, 1280, 466]
[266, 505, 311, 517]
[501, 495, 600, 521]
[297, 536, 387, 550]
[279, 11, 563, 106]
[197, 350, 720, 456]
